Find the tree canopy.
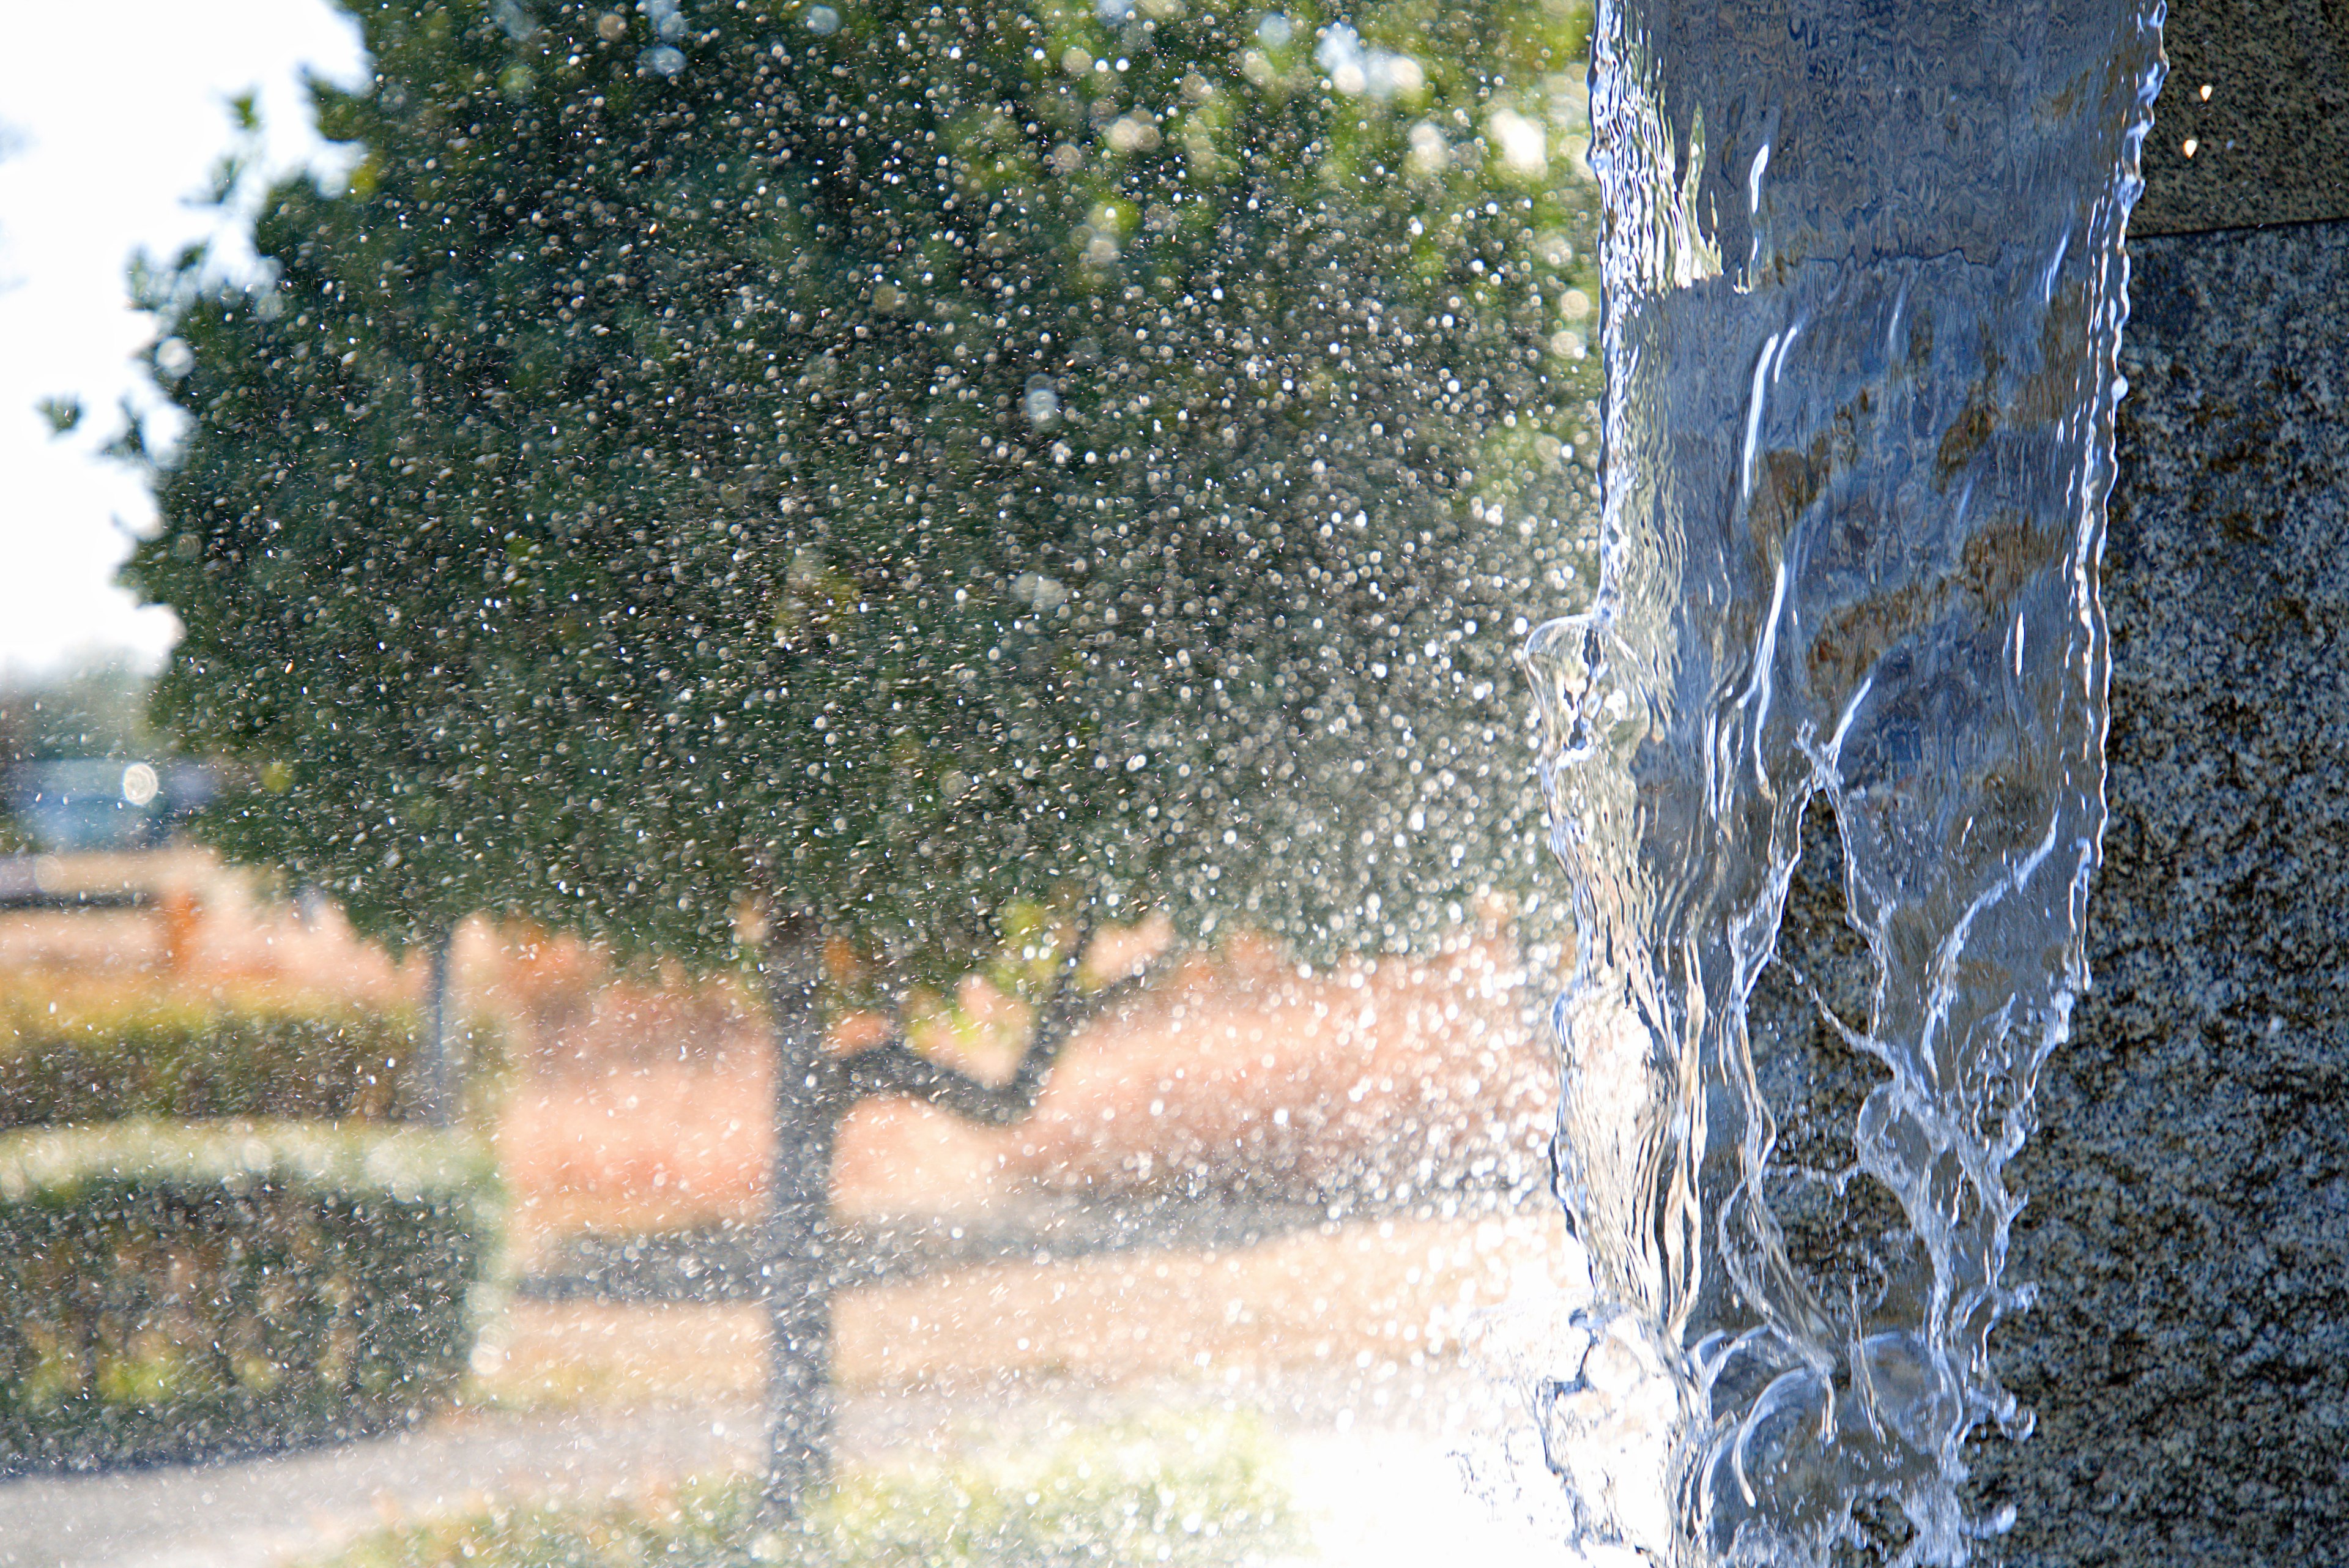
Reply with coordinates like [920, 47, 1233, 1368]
[128, 0, 1599, 992]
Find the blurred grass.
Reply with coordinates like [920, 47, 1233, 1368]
[305, 1416, 1295, 1568]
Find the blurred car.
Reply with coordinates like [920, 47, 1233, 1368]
[4, 758, 215, 853]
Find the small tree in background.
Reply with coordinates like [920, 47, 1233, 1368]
[0, 658, 159, 768]
[125, 0, 1599, 1520]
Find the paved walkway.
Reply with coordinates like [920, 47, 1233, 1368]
[0, 1370, 1579, 1568]
[0, 1403, 759, 1568]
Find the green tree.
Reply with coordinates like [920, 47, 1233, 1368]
[125, 0, 1598, 1520]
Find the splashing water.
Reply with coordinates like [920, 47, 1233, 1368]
[1521, 2, 2163, 1561]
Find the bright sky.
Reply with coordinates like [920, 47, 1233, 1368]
[0, 0, 368, 681]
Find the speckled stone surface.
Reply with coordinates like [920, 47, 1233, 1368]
[1961, 220, 2349, 1562]
[2135, 0, 2349, 234]
[1754, 220, 2349, 1566]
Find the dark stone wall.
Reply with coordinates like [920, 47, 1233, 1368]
[1669, 6, 2349, 1555]
[1757, 220, 2349, 1567]
[2135, 0, 2349, 235]
[1963, 221, 2349, 1564]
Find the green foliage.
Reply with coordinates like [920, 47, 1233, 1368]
[308, 1415, 1294, 1568]
[128, 0, 1601, 990]
[0, 994, 493, 1130]
[0, 1120, 497, 1472]
[35, 395, 83, 436]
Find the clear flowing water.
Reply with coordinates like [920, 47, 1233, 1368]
[1521, 2, 2163, 1561]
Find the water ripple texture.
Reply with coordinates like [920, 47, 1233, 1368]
[1521, 3, 2164, 1561]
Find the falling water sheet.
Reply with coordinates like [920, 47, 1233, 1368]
[1522, 2, 2163, 1562]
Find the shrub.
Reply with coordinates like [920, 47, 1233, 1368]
[308, 1416, 1295, 1568]
[0, 995, 489, 1128]
[0, 1120, 498, 1472]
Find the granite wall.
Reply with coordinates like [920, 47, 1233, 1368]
[1753, 173, 2349, 1568]
[2132, 0, 2349, 235]
[1598, 4, 2348, 1558]
[1958, 217, 2349, 1568]
[1756, 4, 2349, 1556]
[1959, 4, 2349, 1553]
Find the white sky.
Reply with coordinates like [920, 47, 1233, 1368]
[0, 0, 368, 681]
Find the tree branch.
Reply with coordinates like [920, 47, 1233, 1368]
[830, 916, 1159, 1126]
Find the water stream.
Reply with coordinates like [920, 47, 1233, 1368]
[1521, 3, 2164, 1561]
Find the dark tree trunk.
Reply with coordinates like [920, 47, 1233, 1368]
[418, 923, 458, 1128]
[760, 914, 835, 1525]
[752, 908, 1150, 1525]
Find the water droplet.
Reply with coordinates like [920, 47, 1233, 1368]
[119, 763, 159, 806]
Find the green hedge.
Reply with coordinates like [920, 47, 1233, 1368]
[0, 997, 483, 1128]
[0, 1120, 498, 1473]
